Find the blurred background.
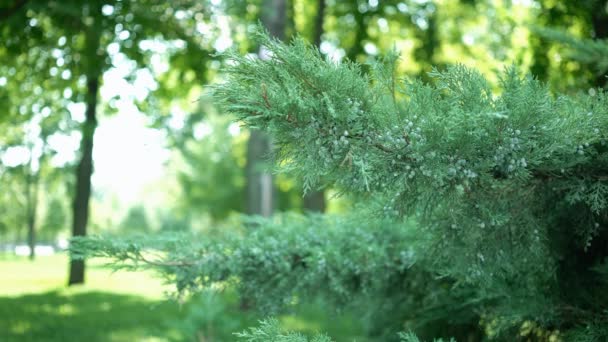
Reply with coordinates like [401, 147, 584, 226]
[0, 0, 606, 341]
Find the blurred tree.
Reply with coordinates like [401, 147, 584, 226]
[158, 210, 191, 232]
[176, 113, 246, 221]
[39, 197, 67, 243]
[0, 0, 214, 283]
[119, 205, 150, 233]
[0, 166, 26, 245]
[0, 108, 68, 258]
[0, 4, 76, 256]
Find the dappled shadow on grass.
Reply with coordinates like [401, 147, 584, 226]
[0, 288, 369, 342]
[0, 290, 186, 342]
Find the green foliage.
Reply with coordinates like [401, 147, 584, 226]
[73, 30, 608, 340]
[563, 320, 608, 342]
[71, 212, 419, 305]
[398, 331, 456, 342]
[174, 289, 260, 341]
[71, 211, 482, 340]
[235, 319, 332, 342]
[233, 322, 458, 342]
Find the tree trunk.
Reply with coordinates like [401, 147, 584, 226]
[313, 0, 326, 48]
[261, 0, 286, 40]
[302, 0, 327, 213]
[303, 190, 325, 212]
[245, 0, 286, 217]
[591, 7, 607, 88]
[246, 131, 275, 216]
[68, 74, 99, 285]
[241, 0, 287, 311]
[25, 153, 39, 260]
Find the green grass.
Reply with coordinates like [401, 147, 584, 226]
[0, 290, 187, 342]
[0, 253, 188, 341]
[0, 253, 171, 298]
[0, 253, 367, 342]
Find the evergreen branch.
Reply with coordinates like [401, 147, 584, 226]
[70, 213, 428, 311]
[211, 32, 608, 338]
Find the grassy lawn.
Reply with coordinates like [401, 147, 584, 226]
[0, 253, 366, 342]
[0, 290, 187, 341]
[0, 253, 171, 298]
[0, 253, 189, 341]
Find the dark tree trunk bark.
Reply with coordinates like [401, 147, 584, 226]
[591, 8, 607, 88]
[313, 0, 326, 48]
[245, 0, 286, 217]
[302, 0, 327, 213]
[68, 5, 103, 285]
[68, 74, 99, 285]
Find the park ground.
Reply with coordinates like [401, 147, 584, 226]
[0, 253, 365, 342]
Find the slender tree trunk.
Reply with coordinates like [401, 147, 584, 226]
[303, 0, 327, 213]
[68, 74, 99, 285]
[245, 0, 286, 217]
[591, 8, 607, 88]
[26, 192, 37, 260]
[246, 131, 275, 216]
[67, 5, 103, 285]
[26, 153, 39, 260]
[313, 0, 326, 48]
